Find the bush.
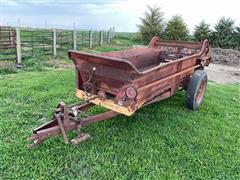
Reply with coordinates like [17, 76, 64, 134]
[137, 5, 165, 44]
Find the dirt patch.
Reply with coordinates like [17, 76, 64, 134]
[209, 48, 240, 67]
[205, 64, 240, 84]
[207, 48, 240, 84]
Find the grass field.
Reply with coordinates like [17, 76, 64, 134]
[0, 35, 240, 179]
[0, 33, 139, 75]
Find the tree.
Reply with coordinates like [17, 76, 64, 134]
[165, 15, 189, 40]
[233, 25, 240, 49]
[212, 17, 235, 48]
[194, 20, 211, 42]
[137, 5, 165, 44]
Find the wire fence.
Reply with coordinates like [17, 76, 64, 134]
[56, 30, 73, 50]
[21, 29, 53, 58]
[0, 26, 115, 65]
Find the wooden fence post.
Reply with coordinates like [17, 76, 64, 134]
[110, 27, 113, 42]
[52, 29, 57, 58]
[16, 28, 22, 65]
[89, 30, 93, 48]
[109, 28, 112, 42]
[10, 28, 14, 47]
[73, 29, 77, 50]
[107, 29, 111, 44]
[112, 27, 115, 38]
[99, 30, 103, 46]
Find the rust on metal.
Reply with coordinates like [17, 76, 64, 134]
[0, 26, 17, 61]
[28, 101, 119, 147]
[28, 36, 211, 146]
[68, 36, 210, 113]
[0, 26, 16, 48]
[196, 80, 206, 104]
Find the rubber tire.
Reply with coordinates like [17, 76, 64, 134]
[186, 70, 207, 110]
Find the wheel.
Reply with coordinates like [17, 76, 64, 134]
[186, 70, 207, 110]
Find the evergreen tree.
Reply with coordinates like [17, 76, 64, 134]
[233, 25, 240, 49]
[212, 17, 235, 48]
[137, 5, 165, 44]
[165, 15, 189, 40]
[194, 20, 211, 42]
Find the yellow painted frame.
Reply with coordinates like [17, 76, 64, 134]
[75, 89, 135, 116]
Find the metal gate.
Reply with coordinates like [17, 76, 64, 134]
[0, 26, 17, 61]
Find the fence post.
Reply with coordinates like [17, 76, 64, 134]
[112, 26, 115, 38]
[109, 28, 112, 42]
[10, 28, 14, 47]
[16, 28, 22, 65]
[52, 29, 57, 58]
[110, 27, 113, 42]
[107, 29, 111, 44]
[73, 29, 77, 50]
[99, 30, 103, 46]
[89, 30, 93, 48]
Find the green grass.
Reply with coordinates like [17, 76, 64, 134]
[0, 34, 239, 179]
[0, 69, 239, 179]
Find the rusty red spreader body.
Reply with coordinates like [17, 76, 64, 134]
[28, 37, 211, 147]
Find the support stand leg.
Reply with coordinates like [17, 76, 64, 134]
[70, 125, 90, 145]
